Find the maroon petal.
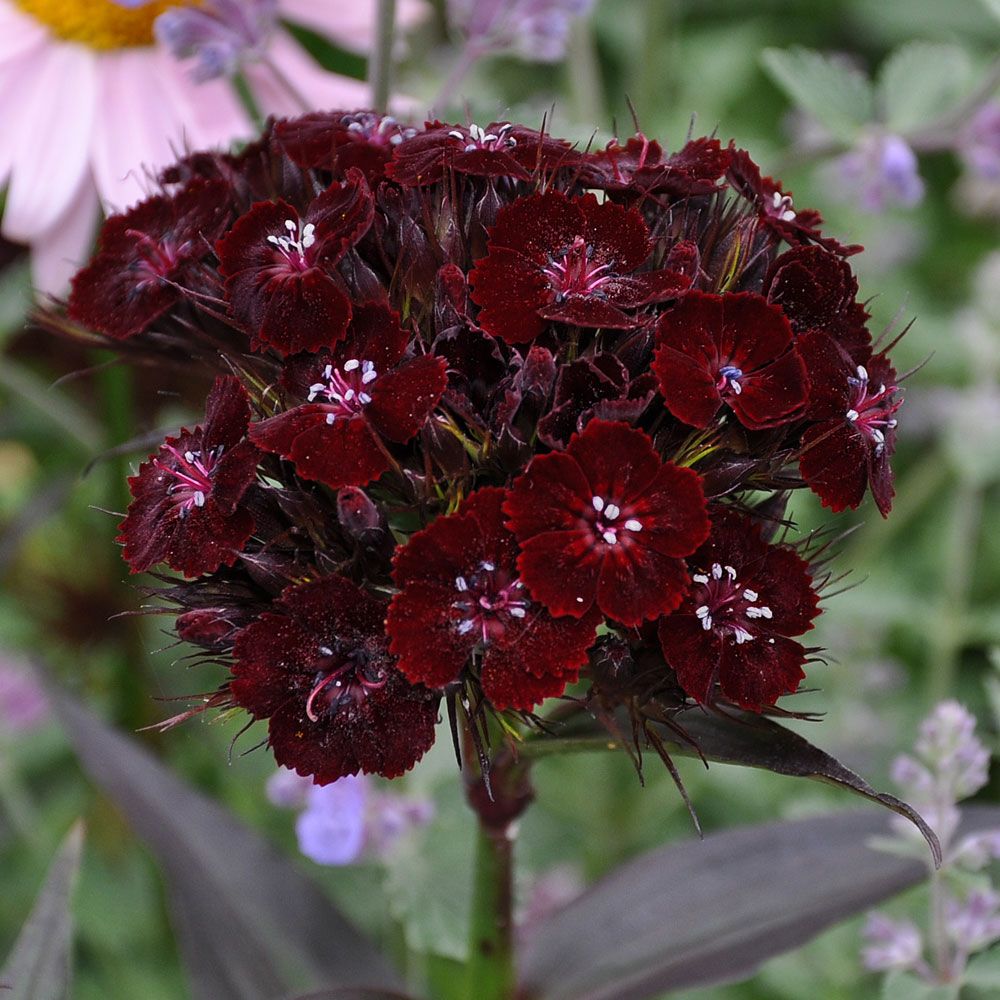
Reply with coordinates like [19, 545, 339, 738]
[308, 169, 375, 267]
[565, 421, 661, 502]
[338, 299, 410, 370]
[257, 270, 352, 356]
[629, 463, 711, 557]
[729, 350, 809, 430]
[751, 545, 821, 637]
[210, 440, 260, 513]
[516, 530, 602, 618]
[717, 635, 807, 711]
[659, 614, 721, 704]
[652, 344, 721, 428]
[537, 296, 635, 329]
[503, 451, 593, 538]
[479, 661, 572, 712]
[483, 190, 584, 264]
[799, 420, 868, 513]
[597, 544, 691, 626]
[369, 354, 448, 443]
[468, 247, 551, 344]
[578, 194, 652, 273]
[203, 375, 252, 447]
[391, 507, 485, 585]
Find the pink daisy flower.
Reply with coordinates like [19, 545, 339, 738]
[0, 0, 425, 295]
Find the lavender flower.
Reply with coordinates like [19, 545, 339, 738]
[860, 913, 924, 974]
[829, 131, 925, 213]
[0, 657, 49, 734]
[957, 102, 1000, 181]
[945, 889, 1000, 954]
[448, 0, 595, 62]
[155, 0, 278, 82]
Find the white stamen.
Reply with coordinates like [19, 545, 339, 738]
[624, 519, 642, 532]
[318, 646, 334, 656]
[872, 428, 885, 444]
[307, 382, 325, 401]
[743, 589, 758, 601]
[857, 365, 868, 382]
[733, 626, 754, 644]
[846, 408, 859, 421]
[362, 369, 378, 384]
[604, 503, 620, 520]
[745, 606, 773, 619]
[343, 389, 354, 401]
[692, 573, 709, 584]
[695, 605, 710, 618]
[193, 490, 205, 507]
[711, 563, 723, 579]
[184, 451, 195, 463]
[509, 607, 527, 618]
[457, 620, 475, 634]
[358, 392, 372, 405]
[591, 496, 605, 512]
[326, 413, 335, 425]
[576, 597, 584, 603]
[448, 130, 465, 140]
[455, 576, 468, 591]
[724, 565, 737, 579]
[481, 560, 496, 571]
[285, 219, 296, 231]
[731, 380, 742, 395]
[344, 359, 360, 371]
[701, 614, 713, 630]
[602, 530, 618, 545]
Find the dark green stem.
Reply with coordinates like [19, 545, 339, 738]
[369, 0, 397, 112]
[466, 820, 516, 1000]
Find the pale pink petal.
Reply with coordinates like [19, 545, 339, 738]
[28, 173, 101, 299]
[1, 42, 96, 239]
[278, 0, 428, 52]
[0, 1, 49, 63]
[90, 49, 195, 212]
[151, 46, 251, 151]
[245, 31, 370, 119]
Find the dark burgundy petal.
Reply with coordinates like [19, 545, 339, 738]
[565, 421, 661, 501]
[391, 508, 485, 585]
[368, 354, 447, 442]
[659, 614, 721, 704]
[275, 574, 388, 641]
[217, 198, 301, 281]
[480, 190, 584, 264]
[308, 169, 375, 268]
[209, 440, 260, 514]
[338, 299, 410, 370]
[629, 463, 711, 557]
[230, 613, 317, 715]
[516, 530, 602, 618]
[717, 636, 807, 711]
[652, 344, 722, 428]
[596, 544, 690, 626]
[503, 451, 594, 538]
[457, 487, 520, 570]
[729, 350, 809, 430]
[799, 419, 869, 513]
[752, 545, 821, 637]
[479, 661, 572, 712]
[578, 194, 652, 273]
[203, 375, 251, 448]
[468, 247, 551, 344]
[537, 296, 635, 329]
[258, 270, 352, 356]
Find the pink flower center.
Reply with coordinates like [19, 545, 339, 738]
[266, 217, 316, 271]
[154, 444, 222, 515]
[690, 562, 773, 645]
[544, 236, 615, 301]
[343, 111, 413, 147]
[307, 359, 378, 423]
[452, 560, 531, 645]
[128, 229, 185, 282]
[716, 364, 744, 396]
[587, 495, 643, 547]
[305, 644, 388, 721]
[845, 364, 901, 457]
[448, 122, 517, 153]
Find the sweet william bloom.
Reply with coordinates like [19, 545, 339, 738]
[118, 375, 259, 577]
[0, 0, 397, 295]
[216, 169, 375, 355]
[468, 189, 690, 343]
[68, 176, 231, 339]
[250, 299, 448, 489]
[653, 291, 809, 431]
[504, 420, 710, 627]
[388, 488, 602, 710]
[658, 508, 820, 710]
[798, 330, 901, 516]
[230, 575, 439, 784]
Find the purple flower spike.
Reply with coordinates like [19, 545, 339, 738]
[831, 132, 925, 213]
[945, 889, 1000, 953]
[958, 102, 1000, 182]
[0, 656, 49, 734]
[860, 913, 924, 973]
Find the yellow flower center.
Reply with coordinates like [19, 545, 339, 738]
[14, 0, 195, 50]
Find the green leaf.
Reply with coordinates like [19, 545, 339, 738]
[965, 945, 1000, 987]
[49, 687, 403, 1000]
[761, 46, 873, 141]
[878, 42, 975, 133]
[881, 970, 954, 1000]
[1, 821, 84, 1000]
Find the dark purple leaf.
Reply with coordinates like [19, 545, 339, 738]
[49, 688, 403, 1000]
[519, 807, 1000, 1000]
[1, 821, 83, 1000]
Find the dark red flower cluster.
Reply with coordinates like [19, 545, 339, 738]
[62, 111, 904, 785]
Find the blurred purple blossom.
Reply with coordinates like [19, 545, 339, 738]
[0, 657, 49, 734]
[829, 131, 924, 213]
[448, 0, 595, 62]
[155, 0, 279, 82]
[860, 913, 924, 974]
[945, 889, 1000, 954]
[958, 102, 1000, 181]
[517, 864, 584, 940]
[269, 768, 433, 867]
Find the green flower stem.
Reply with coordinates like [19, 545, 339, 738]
[630, 0, 677, 120]
[567, 16, 604, 126]
[466, 819, 516, 1000]
[369, 0, 397, 113]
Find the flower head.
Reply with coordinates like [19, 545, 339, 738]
[829, 131, 925, 213]
[658, 508, 820, 710]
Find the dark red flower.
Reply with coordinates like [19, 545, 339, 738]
[230, 575, 438, 783]
[581, 134, 730, 197]
[68, 178, 232, 339]
[798, 331, 900, 516]
[726, 146, 861, 257]
[386, 120, 577, 186]
[658, 507, 820, 710]
[275, 110, 417, 180]
[388, 488, 601, 710]
[118, 376, 259, 577]
[504, 420, 710, 626]
[216, 168, 374, 356]
[249, 300, 447, 489]
[469, 190, 689, 343]
[765, 245, 872, 361]
[653, 291, 809, 430]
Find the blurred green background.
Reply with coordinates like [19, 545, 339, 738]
[1, 0, 999, 997]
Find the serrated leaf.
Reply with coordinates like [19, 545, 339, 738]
[881, 970, 953, 1000]
[965, 945, 1000, 987]
[1, 821, 84, 1000]
[761, 47, 873, 141]
[519, 807, 1000, 1000]
[878, 42, 975, 133]
[49, 688, 403, 1000]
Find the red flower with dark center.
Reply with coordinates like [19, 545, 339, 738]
[580, 134, 730, 197]
[653, 291, 809, 430]
[658, 507, 820, 710]
[798, 331, 901, 516]
[249, 300, 447, 489]
[388, 488, 601, 710]
[726, 146, 861, 257]
[118, 376, 259, 577]
[216, 168, 374, 356]
[765, 245, 872, 361]
[230, 575, 438, 783]
[504, 420, 710, 626]
[275, 110, 417, 179]
[386, 120, 577, 186]
[469, 190, 690, 343]
[68, 177, 232, 340]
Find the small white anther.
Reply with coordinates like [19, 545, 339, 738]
[509, 607, 527, 618]
[695, 605, 710, 618]
[887, 419, 898, 428]
[711, 563, 723, 579]
[193, 491, 206, 507]
[724, 565, 737, 579]
[362, 369, 378, 384]
[602, 530, 618, 545]
[701, 614, 713, 631]
[692, 573, 709, 584]
[481, 560, 495, 572]
[731, 380, 743, 395]
[733, 626, 753, 644]
[743, 589, 758, 601]
[358, 392, 372, 405]
[448, 129, 465, 140]
[604, 503, 620, 520]
[455, 576, 468, 592]
[326, 413, 335, 425]
[184, 451, 195, 463]
[591, 496, 605, 512]
[343, 389, 354, 401]
[319, 646, 334, 656]
[344, 359, 360, 371]
[457, 620, 475, 635]
[624, 519, 642, 532]
[872, 428, 885, 445]
[846, 408, 859, 422]
[857, 365, 868, 382]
